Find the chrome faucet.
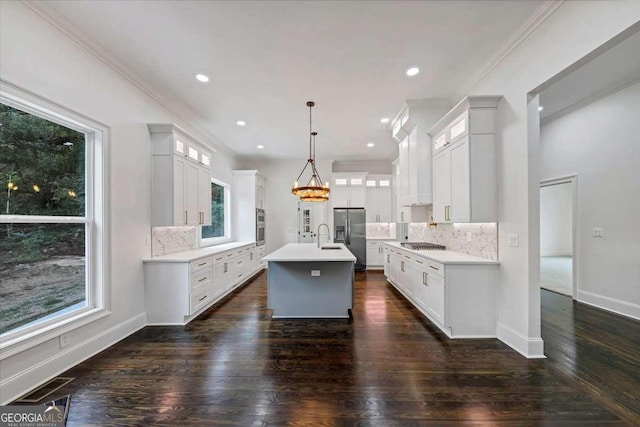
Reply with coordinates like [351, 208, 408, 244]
[317, 223, 330, 248]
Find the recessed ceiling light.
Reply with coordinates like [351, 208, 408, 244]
[380, 117, 389, 124]
[195, 74, 209, 83]
[538, 106, 544, 112]
[406, 67, 420, 77]
[367, 142, 375, 148]
[236, 120, 246, 126]
[257, 145, 264, 149]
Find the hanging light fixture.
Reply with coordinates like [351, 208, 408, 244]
[291, 101, 330, 202]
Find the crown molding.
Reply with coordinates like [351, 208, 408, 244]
[19, 1, 235, 157]
[455, 0, 565, 100]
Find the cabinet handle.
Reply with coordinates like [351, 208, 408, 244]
[184, 210, 188, 225]
[429, 265, 439, 271]
[423, 272, 426, 285]
[401, 261, 404, 272]
[387, 254, 390, 263]
[416, 260, 423, 264]
[250, 253, 253, 260]
[401, 211, 404, 222]
[198, 295, 207, 302]
[224, 262, 227, 273]
[198, 276, 207, 282]
[198, 261, 207, 266]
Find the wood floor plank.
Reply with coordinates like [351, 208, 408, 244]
[12, 271, 640, 425]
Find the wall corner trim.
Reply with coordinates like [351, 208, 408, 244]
[577, 290, 640, 321]
[0, 313, 147, 405]
[497, 322, 546, 359]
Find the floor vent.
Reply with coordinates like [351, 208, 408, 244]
[14, 377, 75, 403]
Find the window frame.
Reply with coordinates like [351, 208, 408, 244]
[0, 80, 110, 358]
[199, 178, 231, 247]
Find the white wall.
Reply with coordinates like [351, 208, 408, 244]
[0, 2, 237, 403]
[236, 158, 333, 255]
[540, 183, 572, 256]
[465, 1, 640, 356]
[540, 82, 640, 317]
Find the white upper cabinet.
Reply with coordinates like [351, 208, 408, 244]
[366, 174, 392, 223]
[149, 124, 214, 226]
[391, 100, 451, 207]
[331, 173, 367, 208]
[428, 96, 501, 223]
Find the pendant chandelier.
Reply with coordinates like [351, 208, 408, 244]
[291, 101, 330, 202]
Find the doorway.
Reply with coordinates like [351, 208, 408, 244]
[297, 202, 328, 244]
[540, 177, 577, 298]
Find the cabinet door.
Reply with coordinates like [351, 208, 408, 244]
[433, 151, 451, 223]
[198, 167, 212, 225]
[212, 259, 226, 298]
[331, 187, 350, 208]
[185, 162, 199, 225]
[398, 135, 410, 206]
[378, 188, 392, 222]
[407, 126, 418, 203]
[349, 187, 366, 208]
[450, 138, 470, 222]
[412, 259, 428, 309]
[366, 242, 378, 266]
[173, 156, 187, 225]
[401, 254, 414, 297]
[427, 273, 445, 325]
[365, 189, 378, 222]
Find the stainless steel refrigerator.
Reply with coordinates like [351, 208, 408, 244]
[333, 208, 366, 271]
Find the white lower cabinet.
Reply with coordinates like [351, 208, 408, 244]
[144, 243, 266, 325]
[383, 243, 497, 338]
[366, 240, 385, 268]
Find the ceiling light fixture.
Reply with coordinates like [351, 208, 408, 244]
[406, 67, 420, 77]
[195, 74, 210, 83]
[236, 120, 246, 126]
[257, 145, 264, 149]
[367, 142, 375, 148]
[380, 117, 389, 124]
[291, 101, 330, 203]
[538, 106, 544, 112]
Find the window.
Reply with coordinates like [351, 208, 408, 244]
[0, 81, 109, 353]
[200, 179, 230, 246]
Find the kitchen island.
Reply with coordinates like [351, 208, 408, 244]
[263, 243, 356, 318]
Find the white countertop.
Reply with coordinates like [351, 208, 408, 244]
[143, 241, 257, 263]
[384, 242, 499, 265]
[263, 243, 357, 262]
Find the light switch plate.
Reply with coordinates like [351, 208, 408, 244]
[59, 333, 71, 349]
[311, 270, 321, 277]
[508, 234, 519, 247]
[593, 228, 604, 237]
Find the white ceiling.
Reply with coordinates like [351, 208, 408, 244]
[540, 29, 640, 123]
[33, 0, 544, 160]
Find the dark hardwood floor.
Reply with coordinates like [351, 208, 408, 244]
[16, 271, 640, 425]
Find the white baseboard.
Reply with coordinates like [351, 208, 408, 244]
[0, 313, 147, 405]
[577, 290, 640, 320]
[497, 322, 546, 359]
[540, 252, 572, 257]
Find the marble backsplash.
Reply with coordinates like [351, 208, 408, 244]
[366, 222, 396, 239]
[409, 222, 498, 260]
[152, 226, 197, 257]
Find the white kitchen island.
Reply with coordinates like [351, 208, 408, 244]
[263, 243, 356, 318]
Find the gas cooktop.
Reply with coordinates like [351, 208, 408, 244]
[400, 242, 446, 251]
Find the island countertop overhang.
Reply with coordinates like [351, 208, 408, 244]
[263, 243, 356, 262]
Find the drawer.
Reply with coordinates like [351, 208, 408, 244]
[190, 269, 212, 293]
[426, 260, 444, 277]
[189, 286, 212, 315]
[212, 253, 226, 263]
[190, 257, 213, 273]
[226, 251, 236, 259]
[235, 248, 245, 256]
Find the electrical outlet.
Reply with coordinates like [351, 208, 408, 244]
[593, 228, 604, 238]
[311, 270, 321, 277]
[466, 232, 472, 242]
[508, 234, 519, 247]
[59, 333, 71, 349]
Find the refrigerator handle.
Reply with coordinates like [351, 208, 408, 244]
[346, 218, 351, 245]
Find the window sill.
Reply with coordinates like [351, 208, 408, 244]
[0, 307, 110, 360]
[200, 237, 233, 248]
